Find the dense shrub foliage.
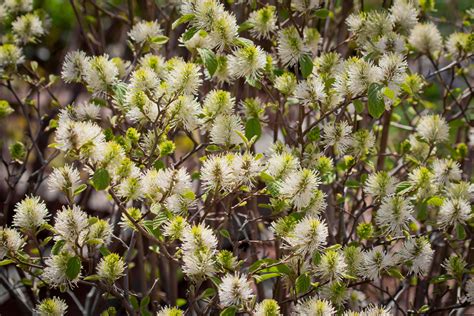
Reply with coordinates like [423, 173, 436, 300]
[0, 0, 473, 315]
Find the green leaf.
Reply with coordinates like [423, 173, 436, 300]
[238, 21, 253, 32]
[197, 48, 218, 76]
[220, 306, 237, 316]
[346, 179, 360, 189]
[73, 183, 88, 196]
[40, 236, 53, 247]
[219, 229, 231, 240]
[259, 263, 291, 275]
[417, 202, 428, 221]
[150, 35, 169, 45]
[84, 274, 101, 281]
[249, 258, 278, 273]
[233, 37, 254, 48]
[181, 190, 195, 200]
[299, 54, 313, 79]
[140, 296, 150, 315]
[259, 172, 274, 183]
[314, 8, 330, 18]
[395, 181, 412, 194]
[307, 127, 320, 142]
[246, 76, 261, 88]
[367, 83, 385, 119]
[129, 296, 139, 310]
[245, 118, 262, 141]
[200, 288, 216, 299]
[52, 240, 66, 255]
[325, 244, 342, 251]
[182, 27, 199, 41]
[172, 14, 195, 29]
[210, 276, 223, 286]
[353, 99, 364, 114]
[387, 267, 405, 280]
[66, 256, 81, 280]
[254, 272, 282, 283]
[99, 246, 111, 256]
[418, 305, 430, 313]
[176, 298, 187, 307]
[206, 144, 220, 152]
[456, 224, 466, 240]
[143, 220, 162, 239]
[92, 168, 110, 191]
[430, 274, 451, 284]
[295, 273, 311, 294]
[0, 259, 14, 266]
[312, 252, 322, 265]
[427, 196, 444, 207]
[382, 87, 396, 100]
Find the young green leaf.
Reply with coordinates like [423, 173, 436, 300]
[314, 8, 330, 18]
[295, 273, 311, 294]
[368, 83, 385, 119]
[91, 168, 110, 191]
[172, 14, 195, 29]
[245, 118, 262, 141]
[66, 256, 81, 280]
[299, 54, 313, 79]
[197, 48, 218, 76]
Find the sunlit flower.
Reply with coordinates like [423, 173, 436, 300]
[4, 0, 32, 13]
[248, 6, 277, 40]
[208, 12, 238, 51]
[409, 23, 443, 54]
[97, 253, 125, 284]
[375, 195, 414, 235]
[322, 121, 352, 157]
[438, 198, 471, 229]
[48, 164, 81, 197]
[315, 250, 348, 282]
[181, 224, 218, 253]
[284, 216, 328, 255]
[228, 45, 266, 80]
[210, 114, 244, 146]
[0, 227, 24, 259]
[13, 196, 49, 231]
[53, 205, 89, 247]
[254, 299, 281, 316]
[432, 158, 462, 185]
[279, 168, 320, 210]
[128, 20, 163, 45]
[390, 0, 419, 34]
[83, 55, 119, 93]
[167, 61, 202, 95]
[266, 152, 299, 180]
[12, 13, 45, 44]
[43, 251, 81, 288]
[365, 172, 398, 201]
[156, 306, 183, 316]
[61, 50, 89, 83]
[295, 297, 335, 315]
[293, 74, 327, 106]
[218, 273, 254, 307]
[35, 297, 68, 316]
[182, 249, 216, 280]
[0, 44, 24, 67]
[397, 238, 433, 276]
[360, 246, 394, 281]
[275, 72, 297, 95]
[278, 26, 308, 67]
